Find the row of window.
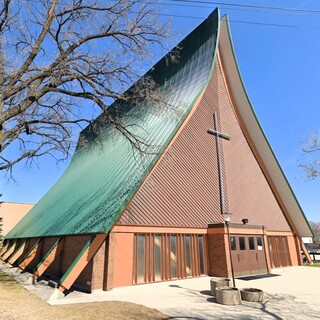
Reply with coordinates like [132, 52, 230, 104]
[230, 236, 263, 251]
[132, 233, 292, 284]
[133, 233, 207, 284]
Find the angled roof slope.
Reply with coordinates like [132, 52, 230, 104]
[7, 9, 312, 239]
[6, 9, 220, 238]
[219, 16, 312, 237]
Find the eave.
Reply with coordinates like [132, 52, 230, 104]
[218, 15, 312, 237]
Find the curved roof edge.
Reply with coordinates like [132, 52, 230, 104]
[5, 9, 221, 239]
[219, 15, 312, 237]
[104, 9, 221, 232]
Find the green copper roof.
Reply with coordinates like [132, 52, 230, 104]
[6, 9, 220, 239]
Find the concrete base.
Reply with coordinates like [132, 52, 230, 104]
[240, 288, 264, 302]
[210, 277, 230, 296]
[215, 286, 241, 305]
[47, 288, 65, 303]
[24, 274, 36, 285]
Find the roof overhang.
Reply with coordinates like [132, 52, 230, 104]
[218, 15, 312, 237]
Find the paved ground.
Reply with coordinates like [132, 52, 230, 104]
[2, 263, 320, 319]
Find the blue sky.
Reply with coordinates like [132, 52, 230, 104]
[1, 0, 320, 222]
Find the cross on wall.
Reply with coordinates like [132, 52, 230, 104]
[207, 112, 231, 215]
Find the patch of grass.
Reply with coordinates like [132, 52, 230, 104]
[306, 262, 320, 267]
[0, 270, 168, 320]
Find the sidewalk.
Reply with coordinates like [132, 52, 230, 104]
[2, 263, 320, 320]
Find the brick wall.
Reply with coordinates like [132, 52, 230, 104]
[16, 237, 39, 268]
[61, 235, 93, 291]
[42, 236, 62, 276]
[24, 235, 94, 292]
[91, 240, 106, 291]
[207, 232, 230, 278]
[75, 260, 93, 292]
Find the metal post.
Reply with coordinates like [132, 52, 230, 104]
[226, 221, 236, 288]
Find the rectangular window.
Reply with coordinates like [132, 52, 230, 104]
[249, 237, 255, 250]
[257, 237, 263, 251]
[137, 234, 145, 283]
[239, 237, 246, 250]
[170, 235, 177, 279]
[198, 235, 205, 275]
[230, 236, 236, 250]
[145, 234, 150, 281]
[268, 237, 275, 268]
[154, 235, 161, 281]
[133, 233, 207, 284]
[185, 235, 192, 277]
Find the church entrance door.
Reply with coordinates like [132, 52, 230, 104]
[230, 234, 268, 277]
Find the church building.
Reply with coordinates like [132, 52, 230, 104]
[1, 9, 312, 293]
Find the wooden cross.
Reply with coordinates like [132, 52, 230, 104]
[207, 112, 231, 214]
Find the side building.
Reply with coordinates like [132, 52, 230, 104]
[1, 9, 312, 293]
[0, 202, 34, 237]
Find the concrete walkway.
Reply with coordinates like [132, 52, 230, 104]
[2, 263, 320, 319]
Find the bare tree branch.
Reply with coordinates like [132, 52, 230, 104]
[0, 0, 174, 173]
[309, 221, 320, 247]
[300, 130, 320, 179]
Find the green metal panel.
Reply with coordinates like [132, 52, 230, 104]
[6, 9, 220, 239]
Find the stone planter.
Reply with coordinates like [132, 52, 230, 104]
[215, 286, 241, 305]
[210, 277, 230, 296]
[240, 288, 264, 302]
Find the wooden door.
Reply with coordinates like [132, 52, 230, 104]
[230, 234, 268, 277]
[248, 236, 268, 274]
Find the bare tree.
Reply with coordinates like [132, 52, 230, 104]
[0, 217, 2, 247]
[300, 130, 320, 179]
[0, 0, 173, 172]
[309, 221, 320, 247]
[0, 194, 3, 247]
